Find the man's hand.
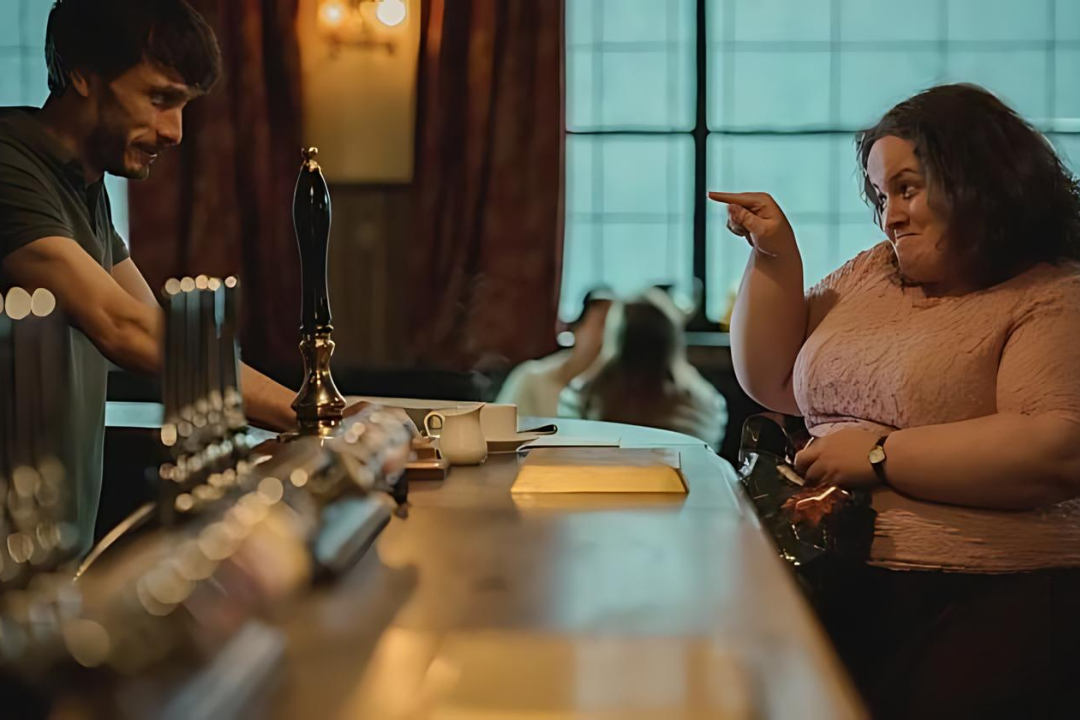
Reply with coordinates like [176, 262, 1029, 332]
[343, 400, 371, 418]
[792, 428, 882, 489]
[345, 401, 419, 437]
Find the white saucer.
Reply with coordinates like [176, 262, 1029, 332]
[486, 432, 540, 453]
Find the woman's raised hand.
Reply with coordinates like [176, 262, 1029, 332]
[708, 192, 797, 258]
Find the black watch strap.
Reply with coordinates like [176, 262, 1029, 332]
[869, 434, 890, 483]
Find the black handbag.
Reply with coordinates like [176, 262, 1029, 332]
[737, 413, 877, 567]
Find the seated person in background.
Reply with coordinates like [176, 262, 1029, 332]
[710, 83, 1080, 718]
[496, 288, 613, 417]
[559, 287, 727, 450]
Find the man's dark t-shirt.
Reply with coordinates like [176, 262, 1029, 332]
[0, 107, 130, 555]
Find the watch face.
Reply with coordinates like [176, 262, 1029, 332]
[869, 446, 886, 464]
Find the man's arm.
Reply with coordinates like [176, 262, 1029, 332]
[111, 257, 298, 431]
[3, 237, 296, 431]
[9, 237, 160, 373]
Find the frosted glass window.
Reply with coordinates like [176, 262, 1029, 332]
[719, 0, 833, 43]
[834, 135, 874, 220]
[795, 223, 837, 289]
[1055, 50, 1080, 129]
[562, 135, 695, 319]
[712, 51, 832, 130]
[838, 0, 944, 43]
[1059, 2, 1080, 42]
[715, 135, 833, 221]
[945, 51, 1050, 123]
[0, 58, 22, 106]
[21, 0, 51, 51]
[1051, 134, 1080, 175]
[836, 224, 886, 271]
[0, 0, 22, 47]
[838, 51, 942, 128]
[947, 0, 1052, 42]
[569, 0, 1080, 322]
[105, 175, 129, 244]
[566, 0, 695, 131]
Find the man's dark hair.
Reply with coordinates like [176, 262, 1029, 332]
[45, 0, 222, 96]
[856, 83, 1080, 288]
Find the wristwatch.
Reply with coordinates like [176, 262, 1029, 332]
[868, 435, 890, 483]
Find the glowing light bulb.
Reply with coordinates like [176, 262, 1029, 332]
[375, 0, 406, 27]
[320, 0, 347, 29]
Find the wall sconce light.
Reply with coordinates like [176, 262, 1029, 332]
[318, 0, 407, 54]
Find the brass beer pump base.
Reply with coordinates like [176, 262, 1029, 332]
[292, 330, 346, 436]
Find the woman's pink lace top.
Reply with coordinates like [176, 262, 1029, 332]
[794, 241, 1080, 572]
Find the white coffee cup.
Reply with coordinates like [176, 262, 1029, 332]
[424, 404, 488, 466]
[480, 403, 519, 440]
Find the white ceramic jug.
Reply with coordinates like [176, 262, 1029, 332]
[424, 404, 488, 466]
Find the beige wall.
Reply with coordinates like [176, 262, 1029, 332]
[295, 0, 421, 368]
[324, 185, 414, 369]
[296, 0, 421, 183]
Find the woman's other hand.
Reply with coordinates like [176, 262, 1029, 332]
[708, 191, 797, 258]
[793, 428, 882, 489]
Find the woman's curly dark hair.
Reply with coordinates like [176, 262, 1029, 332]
[856, 83, 1080, 287]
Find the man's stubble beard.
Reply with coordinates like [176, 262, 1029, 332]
[88, 89, 150, 181]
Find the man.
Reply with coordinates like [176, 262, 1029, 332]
[0, 0, 297, 553]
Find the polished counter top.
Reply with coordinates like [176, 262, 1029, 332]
[267, 418, 864, 719]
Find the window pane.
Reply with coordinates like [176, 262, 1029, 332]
[19, 48, 48, 106]
[0, 52, 23, 105]
[945, 50, 1050, 125]
[708, 0, 832, 42]
[566, 0, 695, 131]
[839, 0, 943, 42]
[1051, 134, 1080, 175]
[834, 135, 873, 221]
[1055, 50, 1080, 130]
[22, 0, 51, 50]
[105, 175, 129, 244]
[1059, 0, 1080, 41]
[837, 223, 886, 273]
[838, 50, 942, 128]
[713, 134, 833, 218]
[599, 0, 694, 43]
[706, 135, 838, 318]
[0, 0, 21, 47]
[710, 50, 832, 130]
[795, 223, 837, 289]
[562, 135, 695, 320]
[948, 0, 1052, 42]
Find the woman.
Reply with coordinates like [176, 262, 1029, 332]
[710, 84, 1080, 718]
[496, 288, 613, 417]
[560, 287, 727, 450]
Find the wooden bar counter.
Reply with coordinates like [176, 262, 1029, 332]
[263, 417, 865, 719]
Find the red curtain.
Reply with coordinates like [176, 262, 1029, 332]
[410, 0, 565, 370]
[129, 0, 303, 381]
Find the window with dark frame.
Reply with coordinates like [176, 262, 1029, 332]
[563, 0, 1080, 323]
